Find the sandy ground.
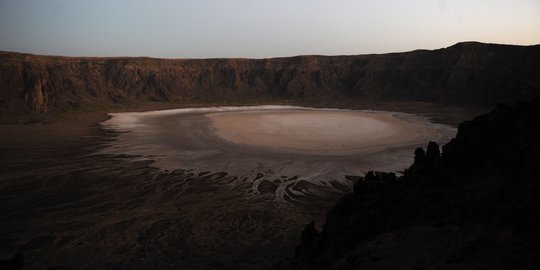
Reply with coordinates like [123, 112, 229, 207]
[0, 113, 312, 269]
[0, 105, 463, 269]
[100, 107, 455, 178]
[98, 106, 456, 226]
[208, 110, 424, 155]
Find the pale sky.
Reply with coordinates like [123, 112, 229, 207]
[0, 0, 539, 58]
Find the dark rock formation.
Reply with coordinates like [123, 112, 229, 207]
[289, 97, 540, 269]
[0, 247, 23, 270]
[1, 42, 540, 116]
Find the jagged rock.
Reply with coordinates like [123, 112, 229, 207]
[0, 247, 23, 270]
[353, 171, 398, 198]
[425, 141, 441, 168]
[414, 147, 426, 165]
[290, 97, 540, 269]
[295, 223, 320, 265]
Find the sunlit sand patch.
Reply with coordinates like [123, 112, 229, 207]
[206, 110, 426, 155]
[100, 106, 456, 207]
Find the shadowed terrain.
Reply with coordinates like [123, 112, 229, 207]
[0, 114, 318, 269]
[1, 42, 539, 269]
[0, 107, 456, 269]
[288, 97, 540, 269]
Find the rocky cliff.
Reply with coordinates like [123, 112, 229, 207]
[1, 42, 540, 116]
[288, 97, 540, 269]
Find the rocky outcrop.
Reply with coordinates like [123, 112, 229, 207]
[0, 247, 23, 270]
[290, 97, 540, 269]
[22, 66, 49, 112]
[1, 42, 540, 115]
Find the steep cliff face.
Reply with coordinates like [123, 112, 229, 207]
[1, 42, 540, 115]
[289, 97, 540, 269]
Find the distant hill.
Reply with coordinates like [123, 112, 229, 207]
[1, 42, 539, 116]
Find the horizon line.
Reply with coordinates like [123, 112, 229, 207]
[1, 41, 539, 60]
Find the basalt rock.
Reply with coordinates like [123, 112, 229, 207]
[289, 97, 540, 269]
[1, 42, 540, 116]
[0, 247, 23, 270]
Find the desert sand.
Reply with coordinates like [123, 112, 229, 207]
[100, 106, 455, 177]
[99, 106, 456, 212]
[1, 106, 457, 269]
[207, 110, 422, 155]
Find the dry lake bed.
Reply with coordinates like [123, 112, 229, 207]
[1, 105, 456, 269]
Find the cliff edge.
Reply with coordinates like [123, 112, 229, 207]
[288, 97, 540, 269]
[1, 42, 540, 119]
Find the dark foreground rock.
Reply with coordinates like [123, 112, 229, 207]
[288, 97, 540, 269]
[0, 247, 23, 270]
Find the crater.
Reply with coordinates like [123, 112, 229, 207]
[100, 105, 456, 205]
[207, 109, 431, 155]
